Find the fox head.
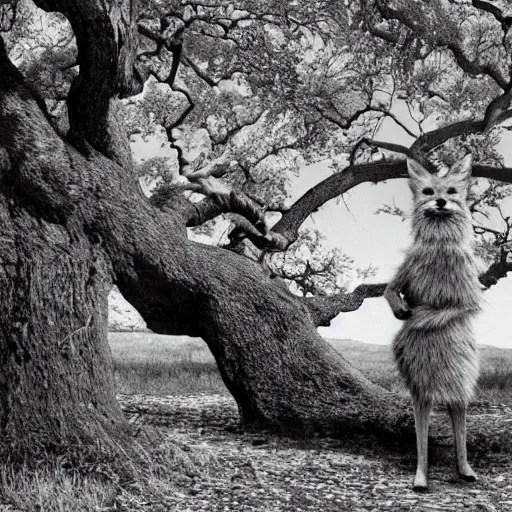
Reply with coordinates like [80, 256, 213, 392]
[408, 154, 473, 244]
[408, 154, 472, 220]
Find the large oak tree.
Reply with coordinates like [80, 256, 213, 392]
[1, 0, 512, 459]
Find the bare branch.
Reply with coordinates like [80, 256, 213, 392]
[271, 160, 408, 248]
[306, 283, 387, 327]
[242, 190, 290, 214]
[482, 87, 512, 132]
[473, 224, 504, 237]
[182, 55, 217, 87]
[313, 103, 376, 130]
[145, 43, 191, 171]
[190, 191, 266, 232]
[349, 138, 410, 166]
[374, 107, 418, 138]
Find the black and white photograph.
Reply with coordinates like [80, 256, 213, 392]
[0, 0, 511, 510]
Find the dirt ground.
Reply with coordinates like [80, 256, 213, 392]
[119, 394, 512, 512]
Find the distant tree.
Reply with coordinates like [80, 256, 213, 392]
[268, 228, 377, 296]
[1, 0, 512, 463]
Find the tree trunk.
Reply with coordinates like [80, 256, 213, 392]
[98, 192, 414, 439]
[101, 201, 415, 439]
[0, 196, 129, 458]
[182, 247, 413, 438]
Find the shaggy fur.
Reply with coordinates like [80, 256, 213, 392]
[384, 154, 482, 489]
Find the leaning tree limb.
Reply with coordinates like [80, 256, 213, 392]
[306, 284, 387, 327]
[270, 160, 408, 250]
[266, 160, 512, 252]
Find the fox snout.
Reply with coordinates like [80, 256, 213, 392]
[421, 196, 457, 218]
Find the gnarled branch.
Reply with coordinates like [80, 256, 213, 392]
[306, 283, 387, 327]
[32, 0, 135, 168]
[374, 0, 509, 89]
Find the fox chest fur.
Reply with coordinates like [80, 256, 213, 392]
[401, 242, 481, 312]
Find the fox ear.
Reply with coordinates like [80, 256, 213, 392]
[407, 158, 431, 182]
[446, 154, 472, 180]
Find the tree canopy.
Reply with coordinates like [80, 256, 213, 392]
[6, 0, 512, 300]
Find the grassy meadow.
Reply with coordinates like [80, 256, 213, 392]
[110, 332, 228, 395]
[110, 332, 512, 404]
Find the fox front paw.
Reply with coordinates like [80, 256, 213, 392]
[393, 304, 412, 320]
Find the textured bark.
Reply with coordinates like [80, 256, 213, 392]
[107, 0, 146, 98]
[0, 204, 128, 457]
[33, 0, 137, 168]
[0, 42, 131, 457]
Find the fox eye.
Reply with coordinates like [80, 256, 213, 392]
[422, 187, 434, 195]
[447, 187, 457, 194]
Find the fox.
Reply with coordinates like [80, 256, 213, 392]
[384, 154, 482, 491]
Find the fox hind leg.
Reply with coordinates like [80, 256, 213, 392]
[448, 404, 478, 482]
[412, 398, 433, 491]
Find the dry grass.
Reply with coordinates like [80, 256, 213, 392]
[0, 463, 117, 511]
[109, 332, 227, 395]
[110, 333, 512, 404]
[0, 428, 216, 512]
[2, 333, 510, 511]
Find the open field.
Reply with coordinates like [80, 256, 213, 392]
[110, 332, 228, 395]
[110, 332, 512, 404]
